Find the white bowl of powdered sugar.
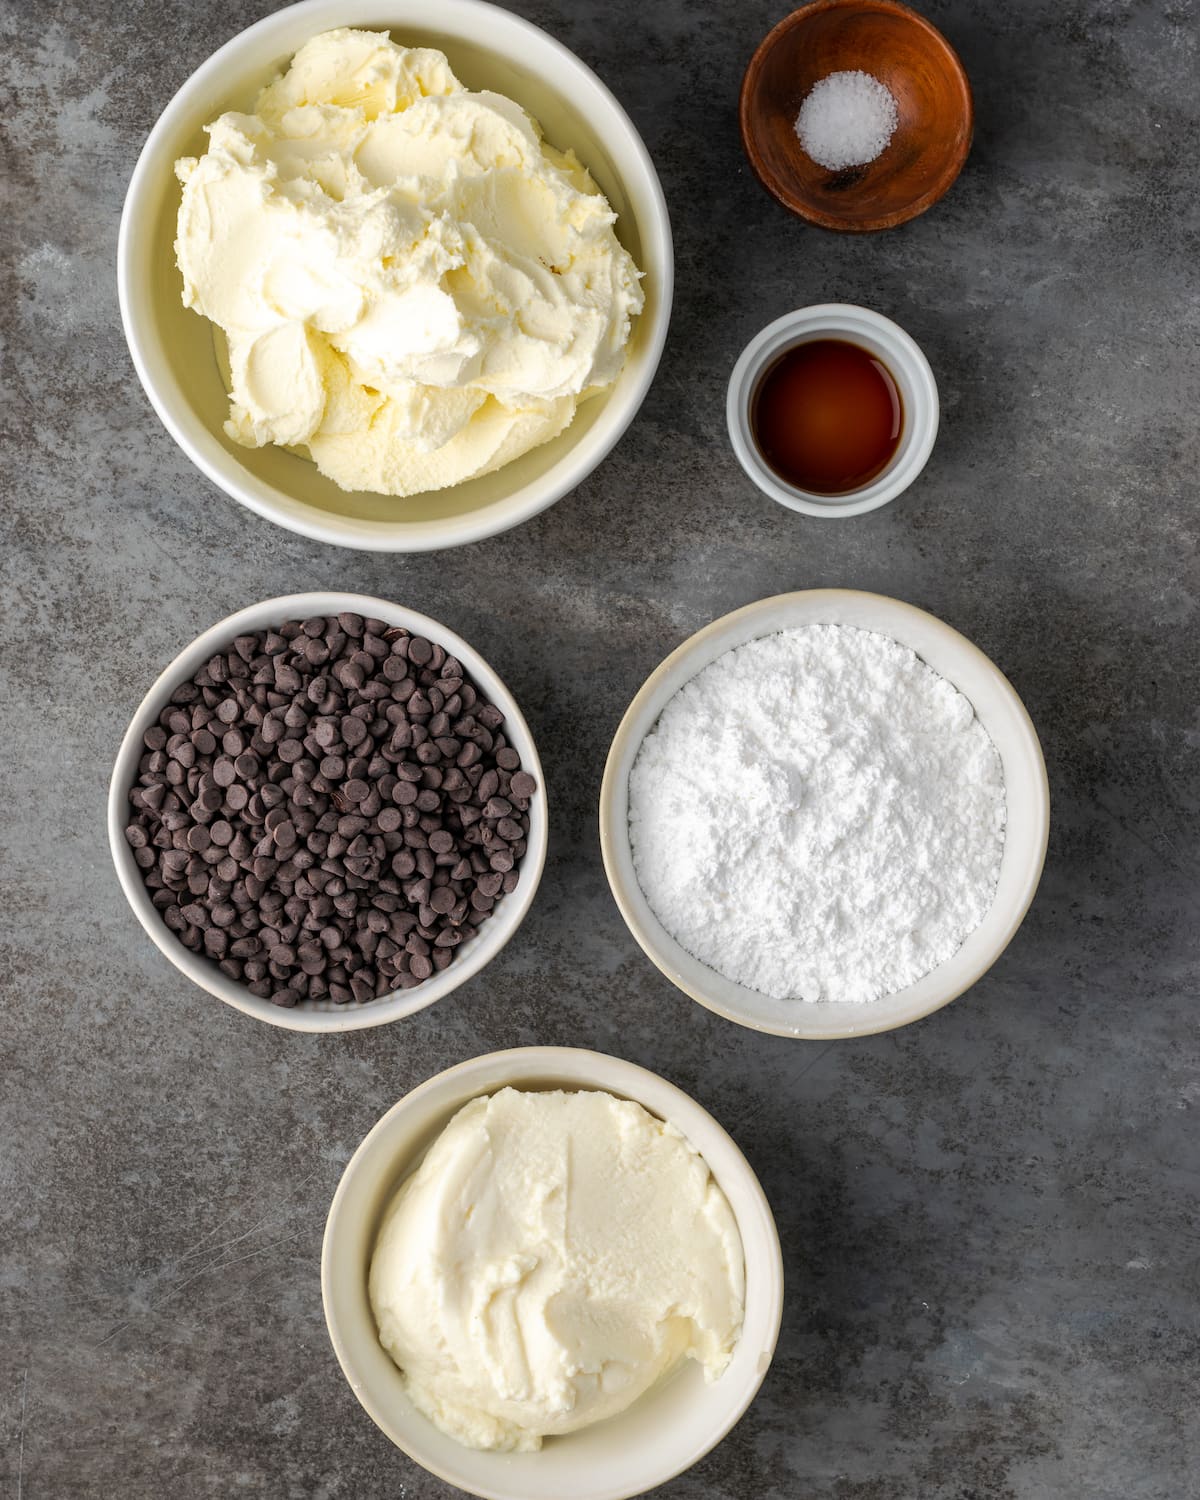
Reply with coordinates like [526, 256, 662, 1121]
[600, 590, 1048, 1039]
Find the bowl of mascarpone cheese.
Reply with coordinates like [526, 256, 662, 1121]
[119, 1, 671, 550]
[322, 1047, 783, 1499]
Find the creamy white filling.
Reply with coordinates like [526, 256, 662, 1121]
[174, 28, 644, 496]
[368, 1088, 745, 1452]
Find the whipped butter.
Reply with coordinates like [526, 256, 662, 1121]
[368, 1087, 744, 1451]
[174, 29, 644, 496]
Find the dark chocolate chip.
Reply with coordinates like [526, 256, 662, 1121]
[125, 617, 536, 1012]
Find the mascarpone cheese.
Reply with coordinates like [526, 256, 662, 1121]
[174, 28, 644, 496]
[368, 1087, 744, 1451]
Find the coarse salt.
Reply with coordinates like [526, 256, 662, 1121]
[628, 625, 1006, 1005]
[795, 69, 899, 171]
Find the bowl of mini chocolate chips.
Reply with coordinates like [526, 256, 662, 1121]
[109, 593, 546, 1031]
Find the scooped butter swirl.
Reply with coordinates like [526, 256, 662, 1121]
[368, 1088, 745, 1452]
[174, 28, 644, 496]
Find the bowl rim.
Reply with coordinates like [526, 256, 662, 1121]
[321, 1045, 785, 1500]
[107, 591, 548, 1033]
[738, 0, 975, 233]
[599, 589, 1050, 1039]
[116, 0, 674, 553]
[726, 303, 940, 517]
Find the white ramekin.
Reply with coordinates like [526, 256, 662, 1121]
[107, 593, 547, 1033]
[322, 1047, 783, 1500]
[726, 305, 939, 517]
[600, 589, 1049, 1039]
[117, 0, 672, 552]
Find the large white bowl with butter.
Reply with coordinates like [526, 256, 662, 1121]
[322, 1048, 783, 1500]
[118, 0, 672, 551]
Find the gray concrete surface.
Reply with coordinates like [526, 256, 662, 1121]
[3, 0, 1199, 1494]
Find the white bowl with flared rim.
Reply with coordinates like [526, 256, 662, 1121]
[600, 589, 1049, 1039]
[107, 592, 547, 1032]
[117, 0, 672, 551]
[322, 1046, 783, 1500]
[727, 305, 938, 517]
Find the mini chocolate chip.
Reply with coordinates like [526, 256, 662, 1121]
[272, 821, 298, 850]
[127, 618, 536, 1011]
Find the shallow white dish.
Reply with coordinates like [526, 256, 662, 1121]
[727, 305, 938, 517]
[600, 589, 1049, 1039]
[107, 592, 547, 1033]
[322, 1046, 783, 1500]
[117, 0, 672, 552]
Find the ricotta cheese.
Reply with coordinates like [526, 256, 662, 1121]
[174, 29, 644, 495]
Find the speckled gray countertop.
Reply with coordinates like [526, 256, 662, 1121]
[3, 0, 1199, 1495]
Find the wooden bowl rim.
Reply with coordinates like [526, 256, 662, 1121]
[739, 0, 974, 233]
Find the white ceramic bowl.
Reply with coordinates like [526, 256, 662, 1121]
[727, 305, 939, 517]
[118, 0, 672, 552]
[108, 592, 547, 1033]
[600, 590, 1049, 1039]
[322, 1047, 783, 1500]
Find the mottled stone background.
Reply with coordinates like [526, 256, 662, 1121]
[2, 0, 1198, 1494]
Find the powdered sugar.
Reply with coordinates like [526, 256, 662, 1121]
[628, 625, 1006, 1004]
[795, 70, 899, 171]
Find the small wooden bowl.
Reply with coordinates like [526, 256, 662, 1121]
[740, 0, 973, 232]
